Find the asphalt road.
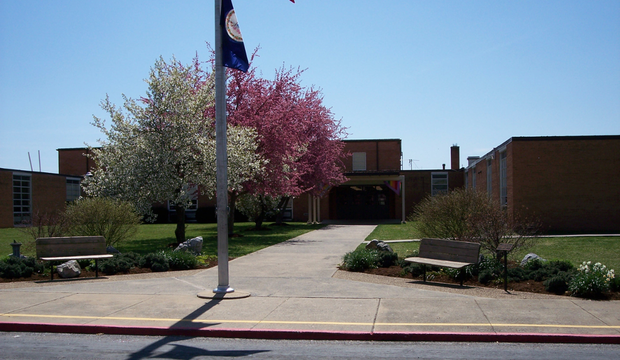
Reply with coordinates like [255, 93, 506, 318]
[1, 332, 619, 359]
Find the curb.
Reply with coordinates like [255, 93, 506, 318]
[2, 322, 619, 344]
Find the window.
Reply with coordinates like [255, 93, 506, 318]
[66, 178, 81, 202]
[486, 159, 492, 196]
[352, 152, 366, 171]
[499, 151, 507, 206]
[13, 173, 31, 225]
[472, 166, 477, 189]
[431, 172, 448, 196]
[168, 185, 199, 221]
[465, 170, 469, 189]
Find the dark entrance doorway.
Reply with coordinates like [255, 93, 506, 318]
[333, 185, 391, 220]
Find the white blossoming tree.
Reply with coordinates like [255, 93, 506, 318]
[84, 56, 263, 244]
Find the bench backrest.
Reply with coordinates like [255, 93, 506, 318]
[418, 238, 480, 264]
[36, 236, 107, 258]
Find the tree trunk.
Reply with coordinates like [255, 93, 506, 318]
[228, 191, 237, 236]
[254, 195, 265, 230]
[175, 205, 186, 245]
[274, 196, 290, 225]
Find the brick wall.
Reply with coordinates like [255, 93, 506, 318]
[0, 170, 13, 227]
[58, 148, 96, 176]
[510, 137, 620, 233]
[342, 139, 401, 172]
[0, 169, 69, 228]
[32, 173, 67, 217]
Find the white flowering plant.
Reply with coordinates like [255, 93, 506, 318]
[569, 261, 615, 298]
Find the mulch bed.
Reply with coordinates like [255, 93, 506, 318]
[364, 265, 620, 300]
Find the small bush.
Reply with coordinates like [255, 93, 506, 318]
[478, 269, 495, 285]
[523, 259, 544, 271]
[0, 256, 44, 279]
[609, 277, 620, 292]
[544, 271, 571, 294]
[569, 261, 615, 299]
[443, 266, 475, 282]
[97, 254, 136, 275]
[165, 251, 198, 270]
[377, 252, 399, 268]
[99, 259, 120, 275]
[400, 262, 427, 277]
[116, 252, 142, 267]
[64, 197, 141, 247]
[507, 267, 526, 282]
[474, 258, 502, 279]
[341, 249, 379, 272]
[139, 252, 169, 272]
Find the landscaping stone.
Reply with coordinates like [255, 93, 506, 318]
[174, 236, 203, 254]
[366, 239, 394, 253]
[57, 260, 81, 278]
[521, 253, 546, 267]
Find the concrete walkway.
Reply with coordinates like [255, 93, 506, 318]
[1, 225, 619, 343]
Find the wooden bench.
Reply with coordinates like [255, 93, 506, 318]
[36, 236, 114, 281]
[404, 238, 480, 286]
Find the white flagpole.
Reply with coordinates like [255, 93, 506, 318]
[213, 0, 232, 294]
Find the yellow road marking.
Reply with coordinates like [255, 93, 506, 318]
[2, 313, 620, 330]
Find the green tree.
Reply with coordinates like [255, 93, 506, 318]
[84, 56, 263, 244]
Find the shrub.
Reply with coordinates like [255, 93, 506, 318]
[0, 256, 43, 279]
[97, 253, 138, 275]
[64, 197, 141, 247]
[139, 252, 169, 272]
[164, 251, 198, 270]
[478, 269, 495, 285]
[399, 262, 427, 277]
[376, 252, 399, 268]
[341, 249, 379, 272]
[443, 265, 475, 282]
[99, 259, 120, 275]
[409, 188, 485, 241]
[544, 271, 572, 294]
[569, 261, 615, 299]
[610, 277, 620, 292]
[410, 188, 539, 258]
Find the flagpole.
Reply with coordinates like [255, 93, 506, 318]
[198, 0, 249, 300]
[214, 0, 233, 294]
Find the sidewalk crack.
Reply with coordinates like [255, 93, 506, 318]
[474, 299, 496, 334]
[371, 298, 381, 334]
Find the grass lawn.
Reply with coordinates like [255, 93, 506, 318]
[365, 221, 423, 241]
[363, 222, 620, 271]
[0, 222, 325, 259]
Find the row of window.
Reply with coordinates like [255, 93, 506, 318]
[466, 151, 507, 206]
[12, 173, 81, 225]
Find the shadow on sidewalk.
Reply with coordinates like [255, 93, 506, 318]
[126, 298, 269, 360]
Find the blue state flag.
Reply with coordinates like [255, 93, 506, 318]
[221, 0, 249, 72]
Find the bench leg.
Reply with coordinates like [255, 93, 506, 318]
[459, 268, 464, 287]
[423, 264, 427, 282]
[95, 259, 99, 278]
[50, 261, 54, 281]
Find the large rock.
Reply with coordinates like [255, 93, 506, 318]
[57, 260, 81, 278]
[521, 253, 546, 267]
[174, 236, 203, 254]
[365, 239, 394, 253]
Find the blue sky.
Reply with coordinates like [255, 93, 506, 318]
[1, 0, 618, 173]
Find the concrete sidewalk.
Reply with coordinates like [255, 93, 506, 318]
[1, 225, 619, 343]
